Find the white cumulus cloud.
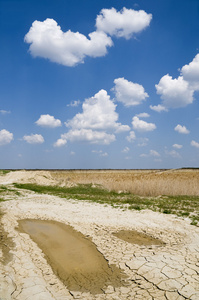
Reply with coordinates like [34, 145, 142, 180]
[0, 129, 13, 146]
[66, 89, 129, 132]
[174, 124, 190, 134]
[132, 116, 156, 132]
[155, 53, 199, 109]
[96, 7, 152, 39]
[25, 18, 113, 67]
[191, 140, 199, 148]
[112, 77, 149, 107]
[61, 129, 115, 145]
[59, 89, 129, 145]
[173, 144, 183, 149]
[126, 131, 136, 142]
[181, 53, 199, 90]
[23, 134, 44, 144]
[150, 104, 168, 112]
[136, 112, 150, 118]
[36, 114, 61, 128]
[53, 138, 67, 147]
[156, 75, 194, 108]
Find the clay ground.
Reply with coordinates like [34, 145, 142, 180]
[0, 170, 199, 300]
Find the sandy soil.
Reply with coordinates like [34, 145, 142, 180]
[0, 171, 199, 299]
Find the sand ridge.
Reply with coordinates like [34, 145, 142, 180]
[0, 170, 56, 186]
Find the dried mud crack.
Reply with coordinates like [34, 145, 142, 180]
[0, 209, 15, 265]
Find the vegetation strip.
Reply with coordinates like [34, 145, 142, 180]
[14, 183, 199, 226]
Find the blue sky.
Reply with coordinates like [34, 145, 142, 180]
[1, 0, 199, 169]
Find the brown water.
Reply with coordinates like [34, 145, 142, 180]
[17, 219, 126, 294]
[113, 229, 165, 246]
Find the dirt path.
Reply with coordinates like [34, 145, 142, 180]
[0, 188, 199, 300]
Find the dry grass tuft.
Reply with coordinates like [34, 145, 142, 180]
[50, 169, 199, 197]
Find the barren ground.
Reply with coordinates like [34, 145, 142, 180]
[0, 170, 199, 300]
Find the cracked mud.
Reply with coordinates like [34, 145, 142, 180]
[0, 190, 199, 299]
[0, 211, 15, 265]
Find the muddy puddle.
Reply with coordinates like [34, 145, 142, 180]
[17, 219, 126, 294]
[113, 229, 165, 246]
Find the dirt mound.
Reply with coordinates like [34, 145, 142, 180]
[0, 170, 56, 186]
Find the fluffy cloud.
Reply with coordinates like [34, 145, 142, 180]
[155, 53, 199, 109]
[53, 138, 67, 147]
[181, 53, 199, 90]
[25, 8, 152, 67]
[25, 18, 113, 67]
[66, 89, 129, 132]
[174, 124, 190, 134]
[36, 114, 61, 128]
[132, 116, 156, 132]
[191, 140, 199, 148]
[115, 125, 131, 133]
[136, 112, 150, 118]
[173, 144, 183, 149]
[23, 134, 44, 144]
[126, 131, 136, 142]
[61, 129, 115, 145]
[59, 89, 129, 145]
[0, 129, 13, 146]
[112, 78, 149, 106]
[96, 7, 152, 39]
[150, 104, 168, 112]
[156, 75, 194, 108]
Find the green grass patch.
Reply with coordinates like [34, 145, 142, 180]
[14, 183, 199, 226]
[0, 170, 11, 175]
[14, 183, 120, 203]
[0, 185, 21, 198]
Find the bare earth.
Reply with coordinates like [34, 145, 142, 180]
[0, 171, 199, 300]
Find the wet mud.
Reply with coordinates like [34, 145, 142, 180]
[17, 219, 126, 294]
[113, 229, 165, 246]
